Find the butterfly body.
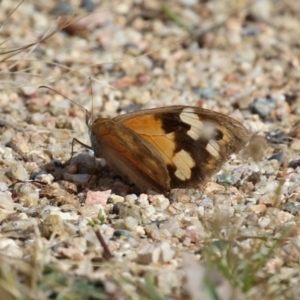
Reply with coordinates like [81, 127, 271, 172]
[88, 106, 249, 194]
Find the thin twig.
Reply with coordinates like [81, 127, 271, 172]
[95, 229, 113, 260]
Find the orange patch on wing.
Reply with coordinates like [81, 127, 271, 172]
[122, 115, 165, 135]
[146, 134, 175, 164]
[122, 115, 176, 165]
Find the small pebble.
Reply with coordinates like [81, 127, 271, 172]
[124, 216, 138, 231]
[137, 242, 175, 265]
[149, 194, 170, 211]
[282, 202, 300, 216]
[217, 174, 235, 186]
[246, 204, 267, 214]
[137, 194, 149, 207]
[256, 181, 280, 195]
[0, 182, 8, 192]
[40, 214, 65, 238]
[249, 97, 276, 118]
[290, 139, 300, 151]
[6, 162, 28, 181]
[0, 192, 14, 212]
[85, 190, 110, 206]
[114, 229, 131, 239]
[258, 216, 271, 228]
[258, 192, 279, 206]
[109, 194, 124, 204]
[124, 194, 138, 204]
[19, 193, 39, 207]
[21, 85, 37, 96]
[194, 87, 218, 99]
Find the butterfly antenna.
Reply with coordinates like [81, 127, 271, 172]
[39, 86, 91, 126]
[88, 77, 94, 122]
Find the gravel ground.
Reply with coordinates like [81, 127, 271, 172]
[1, 0, 300, 299]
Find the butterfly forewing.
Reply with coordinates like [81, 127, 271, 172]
[91, 118, 170, 193]
[115, 106, 249, 190]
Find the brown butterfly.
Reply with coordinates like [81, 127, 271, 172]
[89, 106, 249, 194]
[41, 87, 249, 194]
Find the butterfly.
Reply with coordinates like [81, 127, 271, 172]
[88, 106, 249, 194]
[40, 87, 249, 194]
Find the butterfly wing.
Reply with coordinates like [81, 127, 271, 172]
[115, 106, 249, 189]
[91, 118, 170, 193]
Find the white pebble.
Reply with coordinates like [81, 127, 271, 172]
[35, 173, 54, 184]
[125, 194, 138, 204]
[0, 192, 14, 211]
[137, 242, 175, 265]
[216, 204, 235, 218]
[0, 182, 8, 192]
[160, 242, 175, 263]
[256, 181, 280, 195]
[141, 205, 156, 221]
[152, 195, 170, 211]
[258, 216, 271, 228]
[124, 216, 138, 231]
[138, 194, 149, 208]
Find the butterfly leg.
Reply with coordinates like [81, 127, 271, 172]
[67, 138, 101, 183]
[69, 137, 92, 164]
